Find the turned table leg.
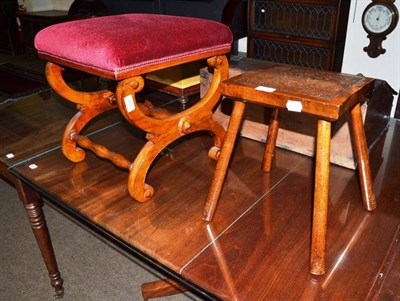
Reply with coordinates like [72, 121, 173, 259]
[15, 180, 64, 298]
[310, 119, 331, 275]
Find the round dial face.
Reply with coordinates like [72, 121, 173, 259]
[363, 4, 394, 34]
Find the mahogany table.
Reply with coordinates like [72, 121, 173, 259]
[6, 115, 400, 300]
[2, 68, 399, 301]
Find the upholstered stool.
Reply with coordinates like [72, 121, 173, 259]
[35, 14, 232, 202]
[203, 64, 377, 275]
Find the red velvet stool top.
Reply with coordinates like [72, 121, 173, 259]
[34, 14, 233, 80]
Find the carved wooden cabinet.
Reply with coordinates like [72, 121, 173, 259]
[247, 0, 350, 71]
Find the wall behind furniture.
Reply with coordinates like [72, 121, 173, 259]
[341, 0, 399, 117]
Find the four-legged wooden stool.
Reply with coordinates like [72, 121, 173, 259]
[204, 64, 377, 275]
[34, 14, 232, 202]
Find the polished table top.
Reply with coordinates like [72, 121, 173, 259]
[1, 86, 399, 300]
[8, 114, 400, 300]
[9, 121, 305, 273]
[0, 93, 121, 169]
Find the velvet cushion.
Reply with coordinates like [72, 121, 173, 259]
[35, 14, 232, 79]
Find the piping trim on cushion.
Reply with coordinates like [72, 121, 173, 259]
[38, 44, 231, 80]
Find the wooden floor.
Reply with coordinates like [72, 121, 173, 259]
[1, 89, 400, 300]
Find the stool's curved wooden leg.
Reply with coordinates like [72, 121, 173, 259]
[206, 118, 226, 160]
[16, 180, 64, 298]
[203, 56, 230, 159]
[46, 62, 117, 163]
[61, 103, 116, 163]
[116, 56, 229, 135]
[203, 100, 246, 221]
[350, 103, 376, 211]
[46, 63, 115, 107]
[127, 113, 227, 202]
[128, 135, 173, 202]
[178, 56, 228, 159]
[117, 56, 229, 202]
[178, 114, 226, 161]
[310, 119, 331, 275]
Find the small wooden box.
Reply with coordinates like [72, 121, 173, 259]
[201, 57, 393, 169]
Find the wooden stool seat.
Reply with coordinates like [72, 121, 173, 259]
[34, 14, 232, 203]
[204, 64, 377, 275]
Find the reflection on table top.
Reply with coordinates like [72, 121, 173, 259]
[0, 92, 121, 168]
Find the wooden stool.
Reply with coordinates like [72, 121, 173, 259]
[204, 64, 377, 275]
[34, 14, 232, 202]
